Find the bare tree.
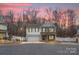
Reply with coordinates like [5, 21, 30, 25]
[53, 9, 60, 25]
[6, 10, 14, 23]
[0, 10, 3, 23]
[66, 9, 76, 37]
[30, 9, 38, 24]
[67, 9, 76, 28]
[6, 10, 14, 40]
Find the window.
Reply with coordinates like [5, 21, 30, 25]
[30, 28, 32, 32]
[28, 28, 31, 32]
[49, 28, 54, 32]
[38, 28, 39, 32]
[36, 28, 38, 32]
[43, 28, 45, 32]
[32, 28, 35, 32]
[42, 28, 43, 32]
[49, 35, 55, 40]
[45, 28, 48, 32]
[39, 28, 41, 32]
[0, 33, 4, 38]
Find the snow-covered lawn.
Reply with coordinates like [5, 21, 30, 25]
[56, 37, 77, 42]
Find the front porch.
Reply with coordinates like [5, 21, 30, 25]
[41, 32, 56, 42]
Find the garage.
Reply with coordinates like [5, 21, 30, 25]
[26, 24, 56, 42]
[26, 24, 42, 42]
[26, 34, 41, 42]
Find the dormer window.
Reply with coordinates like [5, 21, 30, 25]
[42, 28, 45, 32]
[49, 28, 54, 32]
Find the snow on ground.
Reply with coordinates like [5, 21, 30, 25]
[56, 37, 77, 42]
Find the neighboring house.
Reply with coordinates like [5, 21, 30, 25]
[26, 23, 56, 42]
[0, 23, 8, 40]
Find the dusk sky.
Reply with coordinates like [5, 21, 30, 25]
[0, 3, 79, 9]
[31, 3, 79, 9]
[0, 3, 79, 25]
[0, 3, 79, 15]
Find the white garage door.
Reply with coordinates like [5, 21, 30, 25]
[26, 34, 41, 42]
[26, 28, 42, 42]
[27, 35, 41, 42]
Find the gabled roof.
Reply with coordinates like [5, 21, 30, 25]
[41, 23, 56, 28]
[26, 24, 42, 28]
[0, 23, 7, 30]
[26, 23, 56, 28]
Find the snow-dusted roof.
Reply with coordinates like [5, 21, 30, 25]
[42, 23, 56, 28]
[26, 23, 56, 28]
[0, 23, 7, 30]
